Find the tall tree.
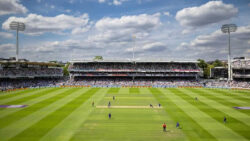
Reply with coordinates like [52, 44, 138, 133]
[198, 59, 208, 78]
[198, 59, 208, 70]
[93, 56, 103, 61]
[63, 62, 70, 76]
[212, 59, 223, 67]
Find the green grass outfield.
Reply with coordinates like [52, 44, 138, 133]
[0, 87, 250, 141]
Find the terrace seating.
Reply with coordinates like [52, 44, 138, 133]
[0, 68, 63, 78]
[70, 63, 199, 72]
[64, 78, 250, 88]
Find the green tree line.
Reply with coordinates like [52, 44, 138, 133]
[197, 59, 226, 78]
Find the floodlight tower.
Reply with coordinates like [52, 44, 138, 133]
[221, 24, 237, 81]
[9, 21, 25, 62]
[131, 35, 136, 84]
[132, 35, 136, 61]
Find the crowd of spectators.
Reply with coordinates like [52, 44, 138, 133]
[205, 81, 250, 88]
[70, 63, 134, 71]
[0, 68, 63, 77]
[63, 78, 249, 88]
[136, 63, 198, 71]
[232, 59, 250, 68]
[70, 63, 200, 72]
[0, 61, 249, 90]
[0, 78, 64, 91]
[1, 77, 249, 91]
[233, 69, 250, 79]
[69, 72, 198, 77]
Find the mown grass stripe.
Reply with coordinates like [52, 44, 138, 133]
[0, 88, 79, 129]
[129, 88, 140, 94]
[219, 89, 250, 98]
[107, 88, 120, 94]
[9, 88, 100, 141]
[196, 88, 250, 116]
[139, 88, 151, 94]
[163, 88, 247, 141]
[0, 88, 49, 104]
[175, 88, 250, 140]
[0, 88, 67, 119]
[41, 88, 108, 141]
[195, 89, 248, 106]
[0, 88, 56, 106]
[201, 89, 250, 105]
[0, 88, 59, 107]
[209, 89, 248, 105]
[211, 89, 250, 102]
[0, 89, 35, 99]
[0, 89, 32, 97]
[149, 88, 215, 141]
[232, 90, 250, 96]
[71, 88, 185, 141]
[0, 88, 87, 141]
[119, 88, 129, 94]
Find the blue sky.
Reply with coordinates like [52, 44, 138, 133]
[0, 0, 249, 61]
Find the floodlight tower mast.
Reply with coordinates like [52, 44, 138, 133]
[132, 35, 136, 61]
[9, 21, 25, 62]
[221, 24, 237, 81]
[131, 35, 136, 84]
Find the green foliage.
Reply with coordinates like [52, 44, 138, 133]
[93, 56, 103, 61]
[198, 59, 224, 78]
[207, 64, 214, 78]
[212, 59, 223, 67]
[49, 61, 57, 63]
[198, 59, 208, 78]
[63, 62, 70, 76]
[197, 59, 208, 70]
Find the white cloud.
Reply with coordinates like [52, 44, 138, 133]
[3, 9, 247, 61]
[98, 0, 106, 3]
[96, 13, 160, 31]
[37, 0, 41, 3]
[177, 25, 250, 59]
[181, 29, 192, 34]
[50, 5, 55, 9]
[163, 12, 171, 17]
[0, 43, 15, 51]
[19, 39, 105, 61]
[71, 26, 91, 35]
[0, 0, 27, 16]
[98, 0, 128, 6]
[0, 32, 13, 39]
[92, 13, 161, 42]
[0, 43, 15, 58]
[247, 49, 250, 53]
[69, 0, 74, 4]
[141, 42, 166, 51]
[113, 0, 122, 5]
[176, 1, 238, 28]
[1, 13, 165, 61]
[126, 42, 166, 53]
[176, 42, 188, 51]
[65, 9, 71, 13]
[2, 13, 90, 35]
[33, 40, 82, 53]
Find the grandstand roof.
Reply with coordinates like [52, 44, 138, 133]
[70, 60, 199, 63]
[213, 67, 227, 69]
[232, 59, 250, 62]
[0, 61, 61, 67]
